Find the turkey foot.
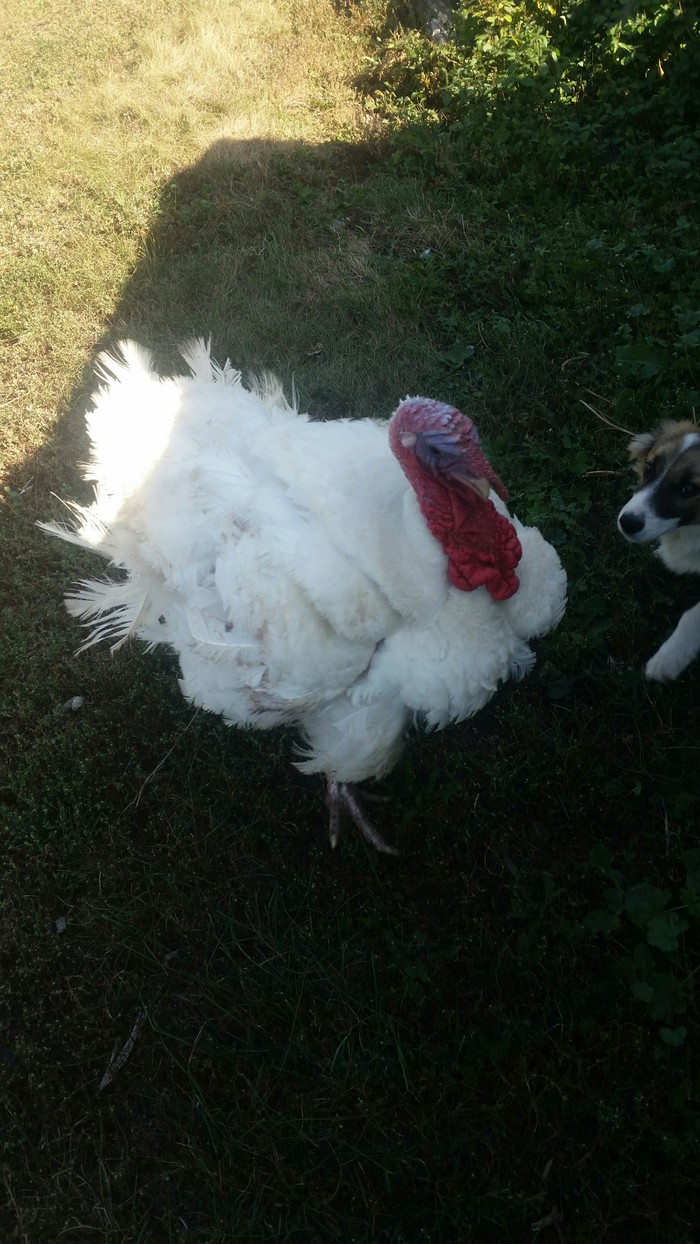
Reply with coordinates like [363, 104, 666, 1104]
[325, 779, 399, 855]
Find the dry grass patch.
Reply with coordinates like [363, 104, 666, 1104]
[0, 0, 373, 475]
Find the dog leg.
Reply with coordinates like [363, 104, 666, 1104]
[645, 601, 700, 682]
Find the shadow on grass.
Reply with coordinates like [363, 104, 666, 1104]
[2, 125, 700, 1242]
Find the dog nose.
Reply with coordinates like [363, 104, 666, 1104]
[618, 510, 645, 536]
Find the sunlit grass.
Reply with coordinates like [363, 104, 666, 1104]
[0, 0, 371, 470]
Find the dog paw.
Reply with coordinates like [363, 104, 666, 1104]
[645, 647, 686, 683]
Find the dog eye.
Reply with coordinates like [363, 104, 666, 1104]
[679, 481, 700, 499]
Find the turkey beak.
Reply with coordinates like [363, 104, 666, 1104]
[451, 471, 491, 499]
[467, 477, 491, 500]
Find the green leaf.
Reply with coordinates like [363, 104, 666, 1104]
[442, 342, 475, 366]
[623, 884, 671, 927]
[583, 908, 620, 935]
[659, 1026, 687, 1048]
[646, 911, 689, 954]
[615, 342, 668, 379]
[631, 980, 653, 1003]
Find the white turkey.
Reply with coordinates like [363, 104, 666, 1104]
[42, 340, 567, 852]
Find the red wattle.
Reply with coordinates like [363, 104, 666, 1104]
[423, 482, 522, 601]
[386, 398, 522, 601]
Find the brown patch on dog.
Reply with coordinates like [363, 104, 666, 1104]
[628, 419, 699, 480]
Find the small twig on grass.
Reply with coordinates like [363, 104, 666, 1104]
[583, 387, 613, 405]
[561, 352, 589, 371]
[532, 1204, 563, 1236]
[98, 1010, 145, 1092]
[580, 397, 633, 436]
[126, 709, 200, 810]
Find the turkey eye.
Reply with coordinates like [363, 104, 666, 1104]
[679, 480, 700, 499]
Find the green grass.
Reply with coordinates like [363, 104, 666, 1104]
[2, 0, 700, 1239]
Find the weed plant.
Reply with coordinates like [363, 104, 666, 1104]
[1, 0, 700, 1239]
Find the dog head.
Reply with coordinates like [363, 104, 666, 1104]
[618, 420, 700, 543]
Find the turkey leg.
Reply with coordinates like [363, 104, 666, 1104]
[325, 778, 399, 855]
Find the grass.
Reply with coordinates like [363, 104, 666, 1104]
[2, 0, 700, 1239]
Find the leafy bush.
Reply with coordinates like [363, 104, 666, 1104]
[361, 0, 700, 192]
[357, 0, 700, 453]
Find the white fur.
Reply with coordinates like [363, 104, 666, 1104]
[645, 600, 700, 682]
[618, 439, 700, 681]
[618, 486, 680, 542]
[678, 432, 700, 455]
[644, 528, 700, 680]
[42, 340, 567, 781]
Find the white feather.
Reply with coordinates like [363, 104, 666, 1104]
[43, 340, 567, 783]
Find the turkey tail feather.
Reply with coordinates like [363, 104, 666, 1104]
[64, 576, 148, 653]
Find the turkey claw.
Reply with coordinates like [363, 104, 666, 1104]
[326, 779, 399, 855]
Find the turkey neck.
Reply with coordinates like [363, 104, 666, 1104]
[392, 446, 522, 602]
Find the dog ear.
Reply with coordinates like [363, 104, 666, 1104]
[627, 429, 658, 464]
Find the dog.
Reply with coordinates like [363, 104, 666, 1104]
[618, 419, 700, 681]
